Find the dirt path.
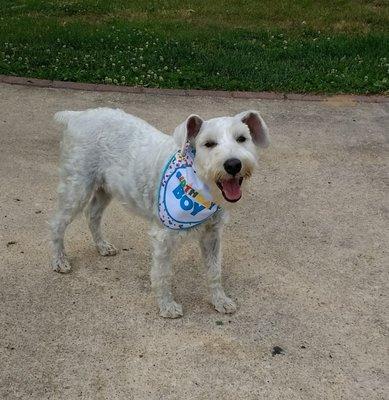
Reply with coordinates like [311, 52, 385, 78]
[0, 83, 387, 399]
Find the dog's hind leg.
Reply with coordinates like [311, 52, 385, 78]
[50, 179, 93, 273]
[85, 187, 117, 256]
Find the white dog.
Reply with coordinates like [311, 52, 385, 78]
[51, 108, 269, 318]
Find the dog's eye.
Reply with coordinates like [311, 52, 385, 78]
[204, 141, 217, 148]
[236, 135, 247, 143]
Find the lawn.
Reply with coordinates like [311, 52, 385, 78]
[0, 0, 388, 94]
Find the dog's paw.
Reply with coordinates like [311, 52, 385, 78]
[97, 241, 118, 256]
[159, 301, 183, 319]
[213, 296, 237, 314]
[52, 255, 71, 274]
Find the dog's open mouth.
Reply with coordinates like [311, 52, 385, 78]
[216, 177, 243, 202]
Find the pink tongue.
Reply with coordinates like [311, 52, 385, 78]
[221, 178, 242, 200]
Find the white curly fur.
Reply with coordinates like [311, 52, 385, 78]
[50, 107, 269, 318]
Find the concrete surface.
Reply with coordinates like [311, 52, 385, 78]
[0, 82, 388, 400]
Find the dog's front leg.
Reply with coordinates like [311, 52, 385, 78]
[200, 224, 237, 314]
[149, 225, 183, 318]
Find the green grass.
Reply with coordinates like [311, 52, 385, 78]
[1, 0, 388, 94]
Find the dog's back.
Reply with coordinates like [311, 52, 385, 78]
[54, 107, 169, 182]
[54, 107, 152, 149]
[53, 107, 176, 214]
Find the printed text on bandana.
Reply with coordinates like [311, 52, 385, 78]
[173, 171, 216, 216]
[158, 144, 220, 230]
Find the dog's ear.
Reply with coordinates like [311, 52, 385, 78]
[173, 114, 203, 153]
[236, 110, 269, 148]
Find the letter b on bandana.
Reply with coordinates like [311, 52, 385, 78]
[173, 184, 185, 200]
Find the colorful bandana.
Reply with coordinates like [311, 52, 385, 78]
[158, 144, 220, 230]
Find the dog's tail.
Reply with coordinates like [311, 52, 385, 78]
[54, 110, 82, 126]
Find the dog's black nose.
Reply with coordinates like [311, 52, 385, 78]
[224, 158, 242, 176]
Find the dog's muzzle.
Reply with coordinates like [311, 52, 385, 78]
[223, 158, 242, 176]
[216, 158, 244, 202]
[216, 176, 243, 202]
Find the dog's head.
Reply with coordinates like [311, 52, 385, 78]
[173, 110, 269, 205]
